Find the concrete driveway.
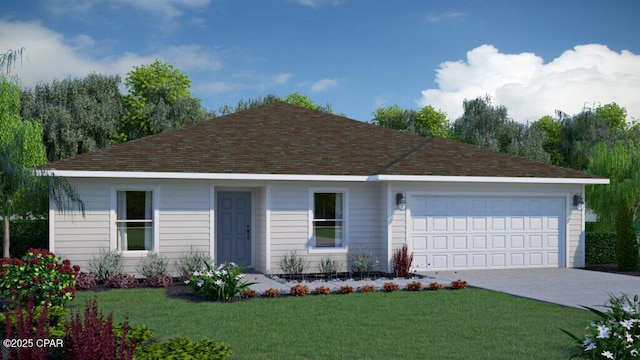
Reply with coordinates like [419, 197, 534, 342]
[425, 268, 640, 309]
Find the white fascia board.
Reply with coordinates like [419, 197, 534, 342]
[41, 170, 370, 182]
[369, 174, 610, 185]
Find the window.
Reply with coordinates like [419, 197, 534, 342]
[312, 192, 345, 248]
[116, 191, 153, 251]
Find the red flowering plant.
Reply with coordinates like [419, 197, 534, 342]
[0, 248, 80, 307]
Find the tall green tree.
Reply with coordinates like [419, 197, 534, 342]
[587, 141, 640, 271]
[450, 96, 550, 163]
[559, 108, 626, 171]
[20, 74, 124, 162]
[371, 105, 449, 138]
[595, 102, 627, 131]
[532, 115, 563, 166]
[1, 49, 85, 257]
[117, 60, 209, 142]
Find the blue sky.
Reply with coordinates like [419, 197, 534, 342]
[1, 0, 640, 123]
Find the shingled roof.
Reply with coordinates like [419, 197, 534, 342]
[42, 101, 601, 180]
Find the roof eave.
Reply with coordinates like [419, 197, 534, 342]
[41, 170, 610, 185]
[370, 174, 610, 185]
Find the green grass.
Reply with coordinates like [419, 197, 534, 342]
[74, 288, 592, 359]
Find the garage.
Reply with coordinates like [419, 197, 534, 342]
[409, 195, 565, 270]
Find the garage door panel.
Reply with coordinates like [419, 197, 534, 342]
[453, 217, 467, 231]
[432, 217, 448, 231]
[472, 218, 486, 231]
[410, 196, 564, 271]
[472, 236, 487, 249]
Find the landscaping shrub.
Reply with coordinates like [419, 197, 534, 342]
[89, 249, 123, 282]
[289, 284, 309, 296]
[563, 294, 640, 359]
[339, 285, 354, 294]
[428, 282, 443, 290]
[318, 256, 341, 279]
[615, 203, 640, 271]
[144, 274, 173, 288]
[135, 337, 232, 360]
[106, 273, 137, 288]
[65, 299, 137, 360]
[280, 251, 307, 280]
[113, 322, 156, 349]
[350, 249, 378, 278]
[0, 248, 79, 307]
[405, 281, 422, 291]
[3, 297, 57, 360]
[174, 248, 213, 279]
[1, 300, 67, 339]
[241, 289, 257, 299]
[136, 252, 169, 278]
[0, 219, 48, 258]
[392, 244, 414, 278]
[263, 288, 279, 298]
[359, 284, 376, 293]
[314, 286, 331, 295]
[585, 231, 617, 265]
[186, 262, 255, 302]
[451, 280, 468, 290]
[383, 282, 400, 292]
[76, 272, 97, 290]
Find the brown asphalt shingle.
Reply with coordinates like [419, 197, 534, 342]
[41, 102, 600, 179]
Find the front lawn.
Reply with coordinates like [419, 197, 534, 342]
[74, 288, 592, 359]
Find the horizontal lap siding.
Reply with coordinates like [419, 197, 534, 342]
[53, 179, 111, 273]
[268, 181, 385, 273]
[157, 180, 211, 275]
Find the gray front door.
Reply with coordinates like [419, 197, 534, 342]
[216, 191, 251, 266]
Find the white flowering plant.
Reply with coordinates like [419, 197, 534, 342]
[184, 262, 256, 302]
[562, 294, 640, 359]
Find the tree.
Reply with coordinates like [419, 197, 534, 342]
[532, 115, 563, 166]
[450, 96, 550, 163]
[371, 105, 449, 138]
[217, 92, 332, 116]
[587, 141, 640, 271]
[20, 74, 124, 162]
[117, 60, 209, 142]
[595, 102, 627, 131]
[1, 49, 85, 257]
[558, 108, 626, 171]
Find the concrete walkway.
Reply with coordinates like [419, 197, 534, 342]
[423, 268, 640, 309]
[245, 268, 640, 309]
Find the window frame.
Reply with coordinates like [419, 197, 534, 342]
[111, 186, 159, 256]
[308, 187, 349, 254]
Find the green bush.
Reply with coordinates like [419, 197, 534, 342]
[174, 247, 213, 276]
[89, 249, 123, 282]
[585, 231, 617, 265]
[135, 252, 169, 278]
[136, 337, 232, 359]
[616, 203, 640, 271]
[0, 248, 79, 307]
[0, 219, 48, 258]
[1, 303, 67, 339]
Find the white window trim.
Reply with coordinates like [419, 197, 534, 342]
[110, 185, 160, 257]
[308, 187, 349, 254]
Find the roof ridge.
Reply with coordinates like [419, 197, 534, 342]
[372, 137, 434, 175]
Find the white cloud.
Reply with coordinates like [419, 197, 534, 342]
[418, 44, 640, 123]
[0, 20, 223, 89]
[310, 78, 338, 92]
[425, 11, 465, 23]
[274, 73, 293, 85]
[44, 0, 210, 19]
[292, 0, 345, 9]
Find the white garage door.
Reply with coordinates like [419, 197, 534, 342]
[409, 196, 565, 270]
